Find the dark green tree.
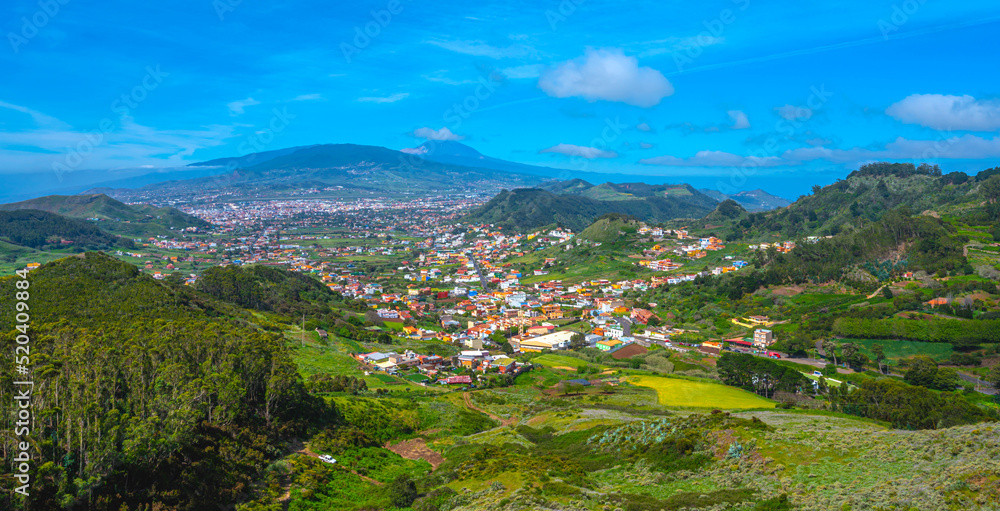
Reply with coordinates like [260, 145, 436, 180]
[904, 356, 939, 388]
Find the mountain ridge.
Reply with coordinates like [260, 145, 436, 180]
[462, 186, 718, 232]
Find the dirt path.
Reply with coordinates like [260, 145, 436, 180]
[866, 284, 888, 299]
[462, 391, 519, 427]
[385, 438, 446, 470]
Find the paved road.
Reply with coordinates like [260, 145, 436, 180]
[958, 373, 997, 395]
[470, 254, 489, 289]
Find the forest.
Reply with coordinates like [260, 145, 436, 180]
[0, 253, 329, 510]
[0, 210, 133, 251]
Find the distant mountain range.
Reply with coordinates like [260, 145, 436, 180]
[4, 141, 793, 208]
[403, 140, 567, 178]
[107, 143, 545, 199]
[697, 188, 791, 212]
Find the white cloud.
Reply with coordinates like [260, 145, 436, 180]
[400, 146, 429, 155]
[639, 142, 655, 149]
[727, 110, 750, 130]
[636, 122, 652, 132]
[540, 143, 617, 159]
[227, 97, 260, 116]
[886, 94, 1000, 131]
[640, 150, 786, 167]
[412, 127, 463, 141]
[357, 93, 410, 103]
[775, 104, 812, 120]
[538, 48, 674, 108]
[292, 93, 323, 101]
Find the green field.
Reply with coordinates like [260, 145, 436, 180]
[532, 354, 607, 370]
[628, 375, 776, 409]
[842, 338, 955, 363]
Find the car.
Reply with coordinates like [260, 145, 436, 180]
[318, 455, 337, 464]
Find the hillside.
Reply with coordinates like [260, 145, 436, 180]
[718, 162, 990, 240]
[0, 193, 209, 232]
[0, 209, 132, 251]
[0, 253, 323, 509]
[465, 186, 717, 232]
[578, 213, 643, 243]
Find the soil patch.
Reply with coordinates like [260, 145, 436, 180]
[385, 438, 445, 470]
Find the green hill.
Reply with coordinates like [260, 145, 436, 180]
[579, 213, 643, 243]
[0, 193, 209, 232]
[0, 209, 133, 251]
[718, 162, 992, 240]
[464, 186, 717, 232]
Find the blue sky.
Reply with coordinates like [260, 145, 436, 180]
[2, 0, 999, 197]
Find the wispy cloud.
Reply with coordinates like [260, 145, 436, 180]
[0, 100, 72, 129]
[426, 39, 539, 59]
[784, 134, 1000, 163]
[631, 35, 725, 58]
[728, 110, 750, 129]
[775, 104, 812, 120]
[540, 143, 617, 159]
[227, 97, 261, 116]
[500, 64, 544, 80]
[292, 93, 323, 101]
[357, 92, 410, 103]
[640, 150, 786, 167]
[422, 70, 477, 85]
[412, 127, 463, 141]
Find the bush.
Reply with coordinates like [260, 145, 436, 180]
[387, 475, 418, 508]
